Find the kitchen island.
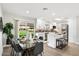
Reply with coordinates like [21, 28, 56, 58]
[47, 32, 63, 48]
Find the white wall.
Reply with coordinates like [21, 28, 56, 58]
[75, 16, 79, 44]
[68, 17, 76, 43]
[68, 17, 79, 44]
[0, 5, 2, 16]
[2, 16, 15, 45]
[0, 4, 3, 56]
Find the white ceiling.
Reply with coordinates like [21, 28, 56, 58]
[1, 3, 79, 22]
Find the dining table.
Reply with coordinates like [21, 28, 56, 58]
[18, 39, 36, 56]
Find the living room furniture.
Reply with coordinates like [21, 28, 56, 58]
[56, 38, 68, 49]
[19, 40, 36, 56]
[56, 24, 69, 49]
[32, 42, 43, 56]
[10, 41, 23, 56]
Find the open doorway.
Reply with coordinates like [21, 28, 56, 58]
[16, 19, 36, 42]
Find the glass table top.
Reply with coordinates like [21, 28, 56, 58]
[19, 40, 35, 49]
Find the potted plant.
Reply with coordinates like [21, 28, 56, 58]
[3, 23, 13, 44]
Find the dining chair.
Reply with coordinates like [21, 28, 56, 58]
[32, 42, 43, 56]
[56, 35, 68, 49]
[39, 36, 43, 40]
[10, 40, 23, 56]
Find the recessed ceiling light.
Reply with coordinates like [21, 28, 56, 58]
[26, 10, 30, 14]
[55, 18, 62, 21]
[52, 13, 56, 16]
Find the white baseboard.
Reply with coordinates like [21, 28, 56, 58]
[74, 42, 79, 45]
[69, 40, 79, 45]
[69, 37, 79, 45]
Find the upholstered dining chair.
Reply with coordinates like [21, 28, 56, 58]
[32, 42, 43, 56]
[10, 40, 23, 56]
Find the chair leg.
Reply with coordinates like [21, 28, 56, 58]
[41, 52, 44, 55]
[11, 48, 15, 56]
[15, 52, 22, 56]
[15, 53, 18, 56]
[41, 53, 42, 56]
[19, 52, 22, 56]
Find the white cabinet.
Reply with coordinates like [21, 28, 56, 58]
[47, 32, 62, 48]
[47, 32, 56, 48]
